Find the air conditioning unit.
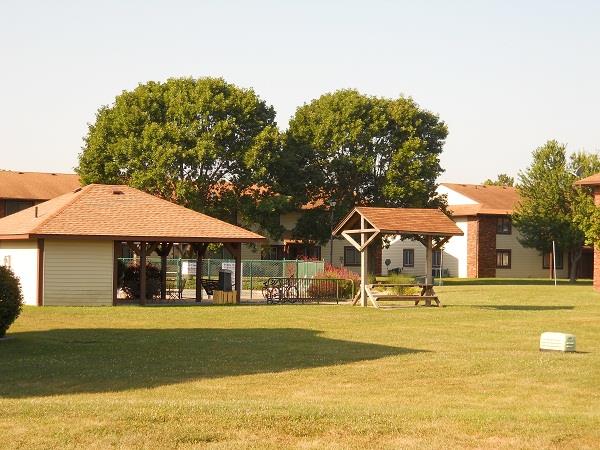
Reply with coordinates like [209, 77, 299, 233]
[540, 332, 576, 352]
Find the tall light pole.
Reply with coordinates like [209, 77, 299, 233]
[329, 201, 336, 266]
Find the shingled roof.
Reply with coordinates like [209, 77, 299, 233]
[333, 206, 463, 237]
[0, 170, 81, 200]
[441, 183, 520, 216]
[574, 173, 600, 186]
[0, 184, 265, 242]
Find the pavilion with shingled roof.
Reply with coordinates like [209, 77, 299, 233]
[0, 184, 265, 306]
[333, 206, 463, 307]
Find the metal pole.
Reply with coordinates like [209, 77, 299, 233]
[329, 201, 336, 267]
[250, 260, 253, 301]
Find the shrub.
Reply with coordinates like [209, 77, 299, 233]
[308, 265, 361, 299]
[122, 262, 161, 300]
[0, 266, 24, 338]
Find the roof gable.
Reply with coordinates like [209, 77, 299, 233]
[0, 184, 265, 242]
[440, 183, 520, 216]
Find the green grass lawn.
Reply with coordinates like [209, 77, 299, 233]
[1, 284, 600, 449]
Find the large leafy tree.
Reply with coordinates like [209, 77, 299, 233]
[513, 141, 600, 281]
[278, 89, 448, 241]
[483, 173, 514, 187]
[77, 77, 287, 237]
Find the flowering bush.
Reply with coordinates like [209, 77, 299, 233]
[307, 265, 360, 299]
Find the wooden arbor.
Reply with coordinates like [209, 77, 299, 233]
[333, 207, 463, 307]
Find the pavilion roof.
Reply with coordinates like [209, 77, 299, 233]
[333, 206, 463, 237]
[0, 184, 265, 243]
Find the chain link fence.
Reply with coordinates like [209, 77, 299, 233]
[118, 258, 326, 300]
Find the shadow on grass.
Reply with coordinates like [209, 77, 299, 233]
[441, 278, 592, 286]
[474, 305, 575, 311]
[0, 328, 424, 398]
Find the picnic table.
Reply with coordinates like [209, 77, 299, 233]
[355, 283, 441, 308]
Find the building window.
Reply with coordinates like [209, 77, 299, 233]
[432, 250, 442, 268]
[497, 217, 512, 234]
[344, 246, 360, 266]
[496, 249, 511, 268]
[403, 249, 414, 267]
[5, 200, 35, 216]
[543, 250, 564, 270]
[261, 245, 285, 260]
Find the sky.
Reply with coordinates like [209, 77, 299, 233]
[1, 0, 600, 183]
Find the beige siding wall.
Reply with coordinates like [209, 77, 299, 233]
[44, 239, 114, 306]
[496, 231, 569, 278]
[241, 244, 260, 260]
[0, 239, 38, 305]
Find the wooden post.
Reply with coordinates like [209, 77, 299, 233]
[140, 241, 147, 305]
[425, 235, 433, 286]
[233, 243, 242, 304]
[196, 247, 202, 303]
[194, 243, 208, 303]
[360, 216, 368, 307]
[113, 241, 120, 305]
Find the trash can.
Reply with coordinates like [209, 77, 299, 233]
[218, 269, 232, 291]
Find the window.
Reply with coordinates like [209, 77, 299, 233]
[403, 248, 414, 267]
[432, 250, 442, 268]
[5, 200, 35, 216]
[344, 246, 360, 266]
[497, 217, 512, 234]
[261, 245, 285, 260]
[496, 249, 511, 268]
[543, 250, 564, 270]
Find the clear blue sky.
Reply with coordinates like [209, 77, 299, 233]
[1, 0, 599, 183]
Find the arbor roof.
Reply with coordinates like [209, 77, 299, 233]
[0, 170, 80, 200]
[0, 184, 265, 243]
[333, 206, 463, 237]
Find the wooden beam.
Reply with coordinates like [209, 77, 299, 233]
[341, 231, 362, 251]
[360, 216, 368, 307]
[359, 230, 380, 252]
[425, 235, 433, 286]
[140, 241, 147, 305]
[433, 236, 451, 250]
[343, 228, 379, 234]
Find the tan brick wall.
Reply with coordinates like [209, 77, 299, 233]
[467, 217, 478, 278]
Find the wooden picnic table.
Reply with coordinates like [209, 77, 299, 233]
[359, 283, 441, 308]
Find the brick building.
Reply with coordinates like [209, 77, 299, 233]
[383, 183, 592, 279]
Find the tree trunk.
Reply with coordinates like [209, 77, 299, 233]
[569, 247, 582, 283]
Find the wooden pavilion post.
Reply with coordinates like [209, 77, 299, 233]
[194, 243, 208, 303]
[233, 243, 242, 304]
[139, 241, 147, 305]
[223, 242, 242, 304]
[156, 243, 173, 300]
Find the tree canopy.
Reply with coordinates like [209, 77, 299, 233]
[483, 173, 514, 187]
[512, 141, 600, 281]
[76, 77, 287, 237]
[278, 89, 448, 241]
